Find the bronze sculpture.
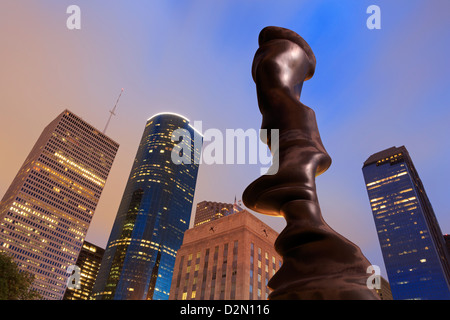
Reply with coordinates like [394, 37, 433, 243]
[242, 26, 380, 300]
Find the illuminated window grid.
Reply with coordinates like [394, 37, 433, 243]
[91, 113, 201, 301]
[0, 110, 118, 300]
[169, 210, 282, 300]
[63, 241, 105, 300]
[193, 201, 237, 227]
[363, 146, 450, 300]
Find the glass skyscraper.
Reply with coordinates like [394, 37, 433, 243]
[0, 110, 119, 300]
[63, 241, 105, 300]
[362, 146, 450, 300]
[92, 112, 202, 300]
[193, 200, 243, 227]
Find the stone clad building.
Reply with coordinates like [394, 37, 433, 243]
[169, 209, 281, 300]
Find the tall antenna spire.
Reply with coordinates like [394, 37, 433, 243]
[233, 195, 239, 213]
[103, 88, 124, 134]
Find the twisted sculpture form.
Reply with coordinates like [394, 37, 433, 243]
[242, 26, 380, 300]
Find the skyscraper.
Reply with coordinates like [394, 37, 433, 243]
[362, 146, 450, 300]
[169, 209, 282, 300]
[445, 234, 450, 257]
[375, 277, 393, 300]
[193, 200, 243, 227]
[63, 241, 105, 300]
[92, 112, 202, 300]
[0, 109, 119, 300]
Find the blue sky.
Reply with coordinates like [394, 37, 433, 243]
[1, 0, 450, 280]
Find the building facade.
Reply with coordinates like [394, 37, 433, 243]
[169, 209, 282, 300]
[0, 110, 119, 300]
[362, 146, 450, 300]
[374, 277, 393, 300]
[63, 241, 105, 300]
[193, 200, 243, 227]
[92, 112, 202, 300]
[445, 234, 450, 257]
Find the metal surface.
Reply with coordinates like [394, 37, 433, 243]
[243, 26, 380, 299]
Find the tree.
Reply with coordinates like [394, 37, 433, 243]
[0, 251, 41, 300]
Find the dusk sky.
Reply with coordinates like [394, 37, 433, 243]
[1, 0, 450, 280]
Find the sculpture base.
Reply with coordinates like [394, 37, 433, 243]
[267, 200, 380, 300]
[268, 269, 380, 300]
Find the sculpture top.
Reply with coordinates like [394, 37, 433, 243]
[257, 26, 316, 80]
[250, 26, 330, 175]
[243, 26, 332, 216]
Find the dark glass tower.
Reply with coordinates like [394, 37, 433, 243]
[63, 241, 105, 300]
[92, 113, 202, 300]
[193, 200, 243, 227]
[362, 146, 450, 300]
